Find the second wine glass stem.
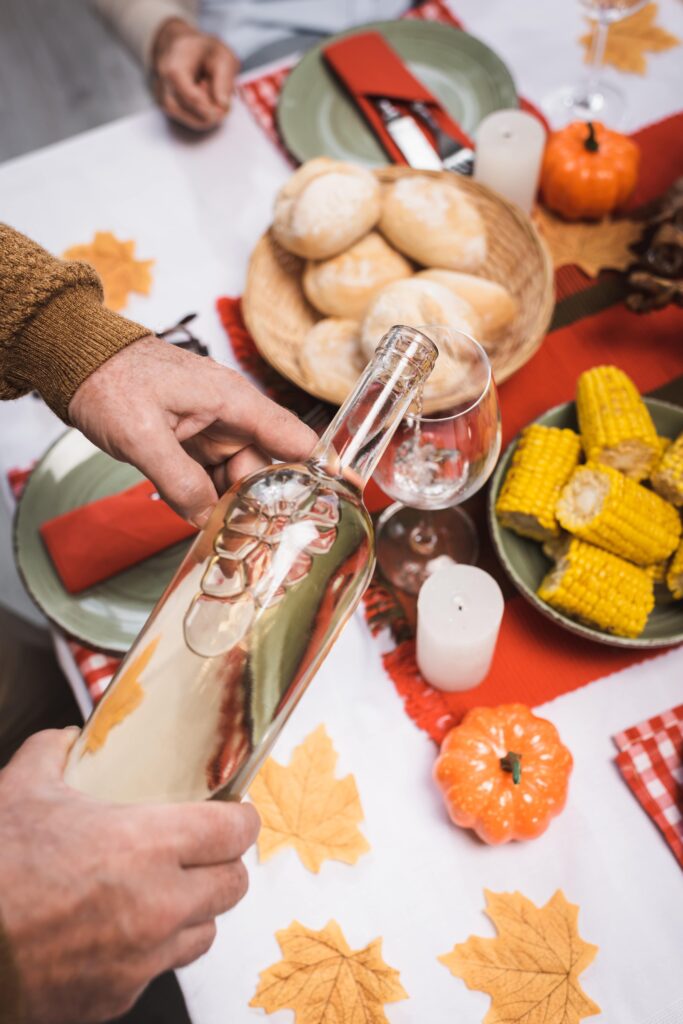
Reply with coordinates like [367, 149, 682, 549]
[586, 17, 609, 97]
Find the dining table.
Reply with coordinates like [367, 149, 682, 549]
[1, 1, 682, 1021]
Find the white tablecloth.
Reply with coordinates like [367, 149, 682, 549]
[0, 1, 682, 1019]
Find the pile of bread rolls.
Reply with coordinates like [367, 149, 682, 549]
[271, 157, 518, 404]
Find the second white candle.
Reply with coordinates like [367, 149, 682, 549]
[416, 563, 504, 691]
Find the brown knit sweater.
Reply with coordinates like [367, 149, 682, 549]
[0, 224, 151, 1021]
[0, 223, 150, 419]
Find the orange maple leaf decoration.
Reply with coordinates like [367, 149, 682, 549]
[248, 725, 370, 873]
[439, 890, 601, 1024]
[534, 208, 642, 277]
[82, 636, 159, 755]
[63, 231, 154, 311]
[580, 2, 680, 75]
[250, 919, 408, 1023]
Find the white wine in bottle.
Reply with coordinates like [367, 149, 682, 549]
[64, 326, 437, 803]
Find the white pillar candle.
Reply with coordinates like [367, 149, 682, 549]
[474, 109, 547, 214]
[416, 564, 504, 692]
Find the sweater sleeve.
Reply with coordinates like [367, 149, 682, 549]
[0, 224, 150, 422]
[90, 0, 198, 67]
[0, 917, 23, 1024]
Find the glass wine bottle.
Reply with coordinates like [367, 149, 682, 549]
[64, 326, 437, 804]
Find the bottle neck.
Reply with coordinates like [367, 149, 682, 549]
[310, 326, 437, 489]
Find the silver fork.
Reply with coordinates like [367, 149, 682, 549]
[410, 102, 475, 176]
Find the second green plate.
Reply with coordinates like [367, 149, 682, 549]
[277, 20, 518, 166]
[13, 430, 192, 654]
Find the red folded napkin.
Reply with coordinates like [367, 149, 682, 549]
[40, 480, 197, 594]
[323, 31, 473, 164]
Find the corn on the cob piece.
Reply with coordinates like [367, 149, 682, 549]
[556, 462, 681, 565]
[538, 538, 654, 638]
[496, 425, 581, 541]
[667, 541, 683, 600]
[577, 366, 659, 481]
[652, 431, 683, 506]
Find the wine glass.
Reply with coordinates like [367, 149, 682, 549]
[542, 0, 647, 128]
[373, 325, 501, 595]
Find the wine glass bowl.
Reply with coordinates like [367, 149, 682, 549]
[542, 0, 648, 127]
[373, 326, 502, 594]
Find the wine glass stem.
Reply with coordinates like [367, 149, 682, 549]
[409, 516, 438, 557]
[586, 16, 609, 97]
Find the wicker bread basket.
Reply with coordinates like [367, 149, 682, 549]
[243, 167, 554, 413]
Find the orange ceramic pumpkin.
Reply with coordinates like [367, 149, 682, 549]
[541, 121, 639, 220]
[433, 704, 572, 845]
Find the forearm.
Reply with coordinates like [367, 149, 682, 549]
[0, 224, 150, 421]
[90, 0, 198, 67]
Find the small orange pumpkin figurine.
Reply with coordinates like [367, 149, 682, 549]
[541, 120, 640, 220]
[433, 704, 572, 845]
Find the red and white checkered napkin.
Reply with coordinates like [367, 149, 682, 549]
[68, 643, 120, 706]
[613, 705, 683, 869]
[236, 0, 461, 155]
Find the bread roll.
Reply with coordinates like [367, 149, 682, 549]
[360, 278, 479, 359]
[299, 319, 365, 405]
[379, 176, 486, 271]
[360, 278, 479, 401]
[416, 269, 517, 341]
[303, 232, 412, 319]
[273, 158, 381, 260]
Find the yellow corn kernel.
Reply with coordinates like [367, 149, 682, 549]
[577, 366, 659, 481]
[496, 425, 581, 541]
[556, 462, 681, 566]
[652, 431, 683, 506]
[538, 538, 654, 638]
[667, 541, 683, 600]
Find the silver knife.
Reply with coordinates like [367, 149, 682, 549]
[372, 97, 443, 171]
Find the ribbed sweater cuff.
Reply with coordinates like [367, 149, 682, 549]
[17, 285, 150, 421]
[0, 918, 24, 1024]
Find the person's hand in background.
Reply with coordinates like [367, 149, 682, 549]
[151, 17, 239, 131]
[68, 336, 319, 528]
[0, 729, 260, 1023]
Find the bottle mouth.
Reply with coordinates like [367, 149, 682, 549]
[375, 325, 439, 376]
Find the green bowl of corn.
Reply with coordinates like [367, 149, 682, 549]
[488, 397, 683, 649]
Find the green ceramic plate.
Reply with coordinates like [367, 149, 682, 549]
[277, 20, 518, 166]
[13, 430, 191, 654]
[488, 398, 683, 649]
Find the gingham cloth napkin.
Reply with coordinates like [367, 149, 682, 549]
[613, 705, 683, 869]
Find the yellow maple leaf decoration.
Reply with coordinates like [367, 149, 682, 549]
[82, 636, 159, 755]
[580, 2, 680, 75]
[439, 890, 601, 1024]
[63, 231, 154, 311]
[534, 207, 642, 277]
[250, 919, 408, 1023]
[249, 724, 370, 872]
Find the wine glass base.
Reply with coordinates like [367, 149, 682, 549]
[375, 503, 479, 595]
[542, 82, 626, 128]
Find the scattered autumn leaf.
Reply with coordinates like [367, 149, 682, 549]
[249, 724, 370, 872]
[63, 231, 154, 311]
[580, 2, 679, 75]
[82, 636, 159, 755]
[250, 919, 408, 1023]
[534, 207, 642, 277]
[439, 889, 601, 1024]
